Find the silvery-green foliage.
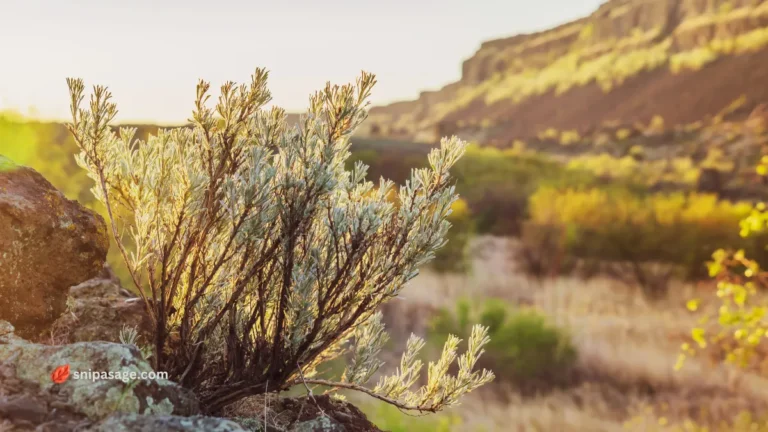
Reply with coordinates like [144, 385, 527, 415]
[65, 69, 492, 413]
[118, 325, 140, 346]
[341, 312, 388, 386]
[119, 325, 153, 362]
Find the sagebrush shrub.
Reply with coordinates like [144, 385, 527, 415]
[66, 69, 493, 413]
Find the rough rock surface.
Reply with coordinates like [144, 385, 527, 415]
[0, 321, 198, 422]
[48, 269, 151, 345]
[1, 320, 382, 432]
[0, 156, 109, 338]
[90, 413, 249, 431]
[0, 349, 91, 431]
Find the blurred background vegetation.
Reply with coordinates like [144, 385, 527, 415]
[5, 104, 768, 430]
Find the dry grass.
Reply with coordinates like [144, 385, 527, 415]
[368, 236, 768, 431]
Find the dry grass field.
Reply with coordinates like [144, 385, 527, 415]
[351, 236, 768, 431]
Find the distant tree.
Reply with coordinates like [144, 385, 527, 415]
[66, 69, 493, 414]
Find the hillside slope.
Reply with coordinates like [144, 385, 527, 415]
[360, 0, 768, 146]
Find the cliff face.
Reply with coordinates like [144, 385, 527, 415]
[362, 0, 768, 145]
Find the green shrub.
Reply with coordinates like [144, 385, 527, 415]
[451, 145, 599, 235]
[430, 299, 577, 388]
[361, 401, 463, 432]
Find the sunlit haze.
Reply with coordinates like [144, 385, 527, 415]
[0, 0, 604, 124]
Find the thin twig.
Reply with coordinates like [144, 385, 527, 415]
[296, 362, 326, 418]
[286, 378, 438, 413]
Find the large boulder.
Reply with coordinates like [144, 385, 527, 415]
[0, 155, 109, 338]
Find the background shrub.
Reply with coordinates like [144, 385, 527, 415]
[430, 299, 577, 390]
[526, 187, 768, 285]
[361, 402, 463, 432]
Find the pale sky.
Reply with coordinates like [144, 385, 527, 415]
[0, 0, 604, 124]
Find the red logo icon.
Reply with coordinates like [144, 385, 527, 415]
[51, 364, 70, 384]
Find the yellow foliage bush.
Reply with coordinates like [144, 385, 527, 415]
[432, 198, 474, 273]
[530, 187, 751, 233]
[670, 47, 719, 73]
[701, 148, 735, 172]
[567, 153, 700, 186]
[616, 128, 632, 140]
[538, 127, 560, 140]
[678, 166, 768, 432]
[648, 115, 665, 132]
[559, 130, 581, 145]
[528, 187, 754, 279]
[508, 140, 529, 155]
[578, 22, 594, 40]
[734, 27, 768, 53]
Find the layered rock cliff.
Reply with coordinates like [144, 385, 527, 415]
[361, 0, 768, 145]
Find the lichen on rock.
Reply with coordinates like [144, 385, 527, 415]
[291, 415, 346, 432]
[90, 413, 250, 432]
[0, 320, 253, 431]
[50, 274, 151, 345]
[0, 321, 199, 421]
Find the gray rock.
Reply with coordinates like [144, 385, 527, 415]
[0, 321, 198, 422]
[50, 277, 151, 345]
[0, 368, 93, 430]
[89, 413, 248, 432]
[291, 416, 347, 432]
[230, 415, 346, 432]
